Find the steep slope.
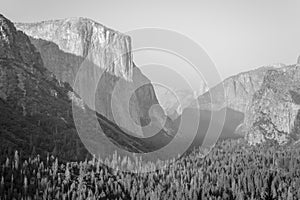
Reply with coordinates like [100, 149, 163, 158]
[244, 65, 300, 145]
[0, 14, 155, 160]
[16, 19, 172, 137]
[0, 14, 87, 159]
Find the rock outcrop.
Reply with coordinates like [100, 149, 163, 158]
[244, 65, 300, 145]
[16, 18, 170, 137]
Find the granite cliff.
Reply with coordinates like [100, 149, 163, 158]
[16, 18, 171, 137]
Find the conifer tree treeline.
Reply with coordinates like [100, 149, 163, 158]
[1, 139, 300, 199]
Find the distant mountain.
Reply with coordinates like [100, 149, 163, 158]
[154, 88, 199, 120]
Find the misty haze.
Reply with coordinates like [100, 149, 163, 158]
[1, 1, 300, 199]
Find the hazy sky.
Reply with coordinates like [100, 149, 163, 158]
[2, 0, 300, 81]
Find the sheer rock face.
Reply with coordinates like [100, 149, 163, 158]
[16, 18, 168, 137]
[244, 65, 300, 145]
[16, 18, 132, 81]
[197, 66, 273, 112]
[0, 15, 45, 74]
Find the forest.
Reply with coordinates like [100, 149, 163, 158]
[1, 139, 300, 200]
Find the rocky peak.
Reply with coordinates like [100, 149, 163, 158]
[297, 55, 300, 65]
[16, 17, 132, 81]
[0, 14, 15, 48]
[0, 15, 44, 70]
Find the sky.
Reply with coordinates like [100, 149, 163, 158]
[2, 0, 300, 87]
